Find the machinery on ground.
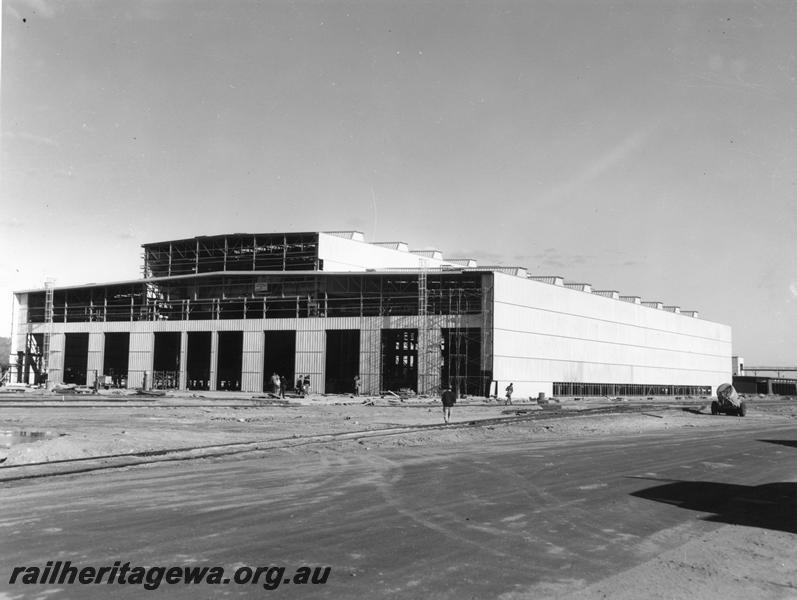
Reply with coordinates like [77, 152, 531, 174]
[712, 383, 747, 417]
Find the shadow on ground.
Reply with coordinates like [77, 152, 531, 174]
[630, 479, 797, 533]
[758, 439, 797, 449]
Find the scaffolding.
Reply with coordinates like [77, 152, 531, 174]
[358, 282, 383, 397]
[417, 264, 432, 395]
[20, 270, 489, 396]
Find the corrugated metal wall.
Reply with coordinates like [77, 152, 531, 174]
[296, 325, 325, 395]
[11, 295, 28, 367]
[179, 332, 188, 389]
[241, 331, 264, 392]
[47, 333, 65, 384]
[87, 333, 104, 386]
[359, 319, 381, 396]
[128, 332, 153, 389]
[27, 315, 485, 395]
[209, 331, 219, 391]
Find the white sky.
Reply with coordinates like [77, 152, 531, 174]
[2, 0, 796, 364]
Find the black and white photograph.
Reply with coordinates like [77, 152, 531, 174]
[1, 1, 796, 598]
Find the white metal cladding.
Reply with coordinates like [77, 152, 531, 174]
[86, 333, 104, 384]
[47, 333, 65, 384]
[491, 272, 732, 399]
[209, 331, 219, 391]
[318, 232, 454, 271]
[492, 302, 729, 357]
[179, 331, 188, 390]
[359, 322, 381, 396]
[25, 312, 485, 393]
[128, 332, 154, 389]
[295, 330, 324, 393]
[241, 331, 264, 392]
[28, 314, 482, 335]
[11, 295, 28, 357]
[242, 330, 265, 352]
[11, 294, 27, 356]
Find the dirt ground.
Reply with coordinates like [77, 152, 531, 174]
[1, 391, 795, 466]
[2, 391, 796, 599]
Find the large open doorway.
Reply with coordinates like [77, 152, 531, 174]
[325, 329, 360, 394]
[217, 331, 243, 391]
[381, 329, 417, 392]
[153, 332, 180, 389]
[63, 333, 89, 385]
[263, 330, 295, 393]
[187, 332, 211, 390]
[103, 333, 129, 388]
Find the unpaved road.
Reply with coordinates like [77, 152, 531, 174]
[1, 413, 796, 599]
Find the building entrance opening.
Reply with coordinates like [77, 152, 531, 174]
[103, 333, 129, 388]
[63, 333, 89, 385]
[441, 328, 483, 396]
[325, 330, 360, 394]
[187, 332, 211, 390]
[263, 330, 295, 393]
[217, 331, 243, 391]
[381, 329, 417, 392]
[153, 332, 180, 389]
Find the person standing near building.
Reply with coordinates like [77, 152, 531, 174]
[441, 385, 457, 424]
[279, 375, 287, 399]
[505, 383, 514, 405]
[303, 375, 311, 397]
[353, 374, 361, 396]
[271, 372, 281, 396]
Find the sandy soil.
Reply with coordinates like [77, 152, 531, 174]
[1, 392, 794, 466]
[2, 391, 796, 599]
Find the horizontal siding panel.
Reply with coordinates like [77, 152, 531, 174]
[493, 273, 731, 341]
[491, 272, 732, 398]
[494, 302, 730, 356]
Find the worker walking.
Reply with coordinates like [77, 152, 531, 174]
[441, 385, 457, 424]
[505, 382, 514, 405]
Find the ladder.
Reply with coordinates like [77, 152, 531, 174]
[42, 278, 55, 383]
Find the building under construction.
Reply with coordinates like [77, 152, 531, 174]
[8, 231, 732, 398]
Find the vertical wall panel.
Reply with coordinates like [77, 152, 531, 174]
[358, 317, 383, 395]
[241, 331, 264, 392]
[128, 332, 153, 389]
[209, 331, 218, 391]
[295, 328, 325, 394]
[179, 331, 188, 390]
[47, 333, 65, 385]
[86, 333, 104, 386]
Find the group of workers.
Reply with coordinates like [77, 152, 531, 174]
[268, 373, 313, 398]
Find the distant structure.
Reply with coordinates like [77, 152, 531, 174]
[8, 231, 731, 397]
[732, 356, 797, 395]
